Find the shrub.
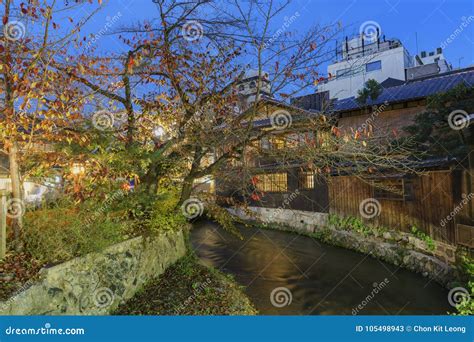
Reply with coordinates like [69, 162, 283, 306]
[22, 186, 187, 265]
[453, 253, 474, 315]
[108, 187, 187, 236]
[455, 281, 474, 315]
[23, 202, 127, 265]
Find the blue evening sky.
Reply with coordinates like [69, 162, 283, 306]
[79, 0, 473, 71]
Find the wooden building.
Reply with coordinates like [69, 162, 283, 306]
[220, 67, 474, 249]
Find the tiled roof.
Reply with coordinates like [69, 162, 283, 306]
[332, 67, 474, 112]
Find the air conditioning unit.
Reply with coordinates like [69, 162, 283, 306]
[456, 224, 474, 248]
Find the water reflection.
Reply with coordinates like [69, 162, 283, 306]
[190, 221, 451, 315]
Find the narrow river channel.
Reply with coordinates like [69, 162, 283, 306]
[190, 220, 452, 315]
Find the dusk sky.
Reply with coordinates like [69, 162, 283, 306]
[78, 0, 473, 70]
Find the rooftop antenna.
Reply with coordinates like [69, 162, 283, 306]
[376, 28, 380, 49]
[415, 32, 419, 55]
[361, 33, 365, 55]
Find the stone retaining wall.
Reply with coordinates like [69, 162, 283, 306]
[0, 229, 187, 315]
[230, 207, 458, 287]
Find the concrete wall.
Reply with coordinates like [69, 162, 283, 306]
[0, 230, 187, 315]
[319, 46, 410, 99]
[228, 206, 328, 234]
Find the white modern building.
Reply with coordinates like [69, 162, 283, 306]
[315, 34, 452, 100]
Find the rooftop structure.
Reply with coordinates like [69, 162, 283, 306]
[313, 33, 453, 101]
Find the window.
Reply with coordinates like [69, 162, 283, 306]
[238, 84, 245, 91]
[285, 133, 300, 148]
[249, 81, 256, 88]
[255, 173, 288, 192]
[366, 60, 381, 72]
[372, 178, 414, 201]
[260, 137, 270, 149]
[270, 136, 285, 150]
[299, 171, 315, 190]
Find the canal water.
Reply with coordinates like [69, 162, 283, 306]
[190, 220, 452, 315]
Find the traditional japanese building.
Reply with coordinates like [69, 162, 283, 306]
[218, 34, 474, 251]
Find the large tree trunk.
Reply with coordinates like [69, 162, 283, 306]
[8, 141, 23, 250]
[178, 175, 195, 205]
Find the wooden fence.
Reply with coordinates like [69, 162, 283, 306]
[328, 171, 457, 244]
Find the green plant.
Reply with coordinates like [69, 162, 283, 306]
[147, 189, 187, 233]
[356, 79, 382, 105]
[454, 280, 474, 315]
[24, 203, 127, 264]
[410, 226, 436, 251]
[328, 214, 380, 237]
[451, 252, 474, 315]
[109, 187, 187, 235]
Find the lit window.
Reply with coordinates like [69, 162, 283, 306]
[255, 173, 288, 192]
[270, 136, 285, 149]
[298, 171, 314, 190]
[366, 60, 382, 72]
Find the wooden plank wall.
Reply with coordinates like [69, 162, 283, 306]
[328, 171, 456, 244]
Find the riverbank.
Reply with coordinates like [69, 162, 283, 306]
[228, 208, 464, 288]
[114, 255, 258, 315]
[190, 221, 453, 315]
